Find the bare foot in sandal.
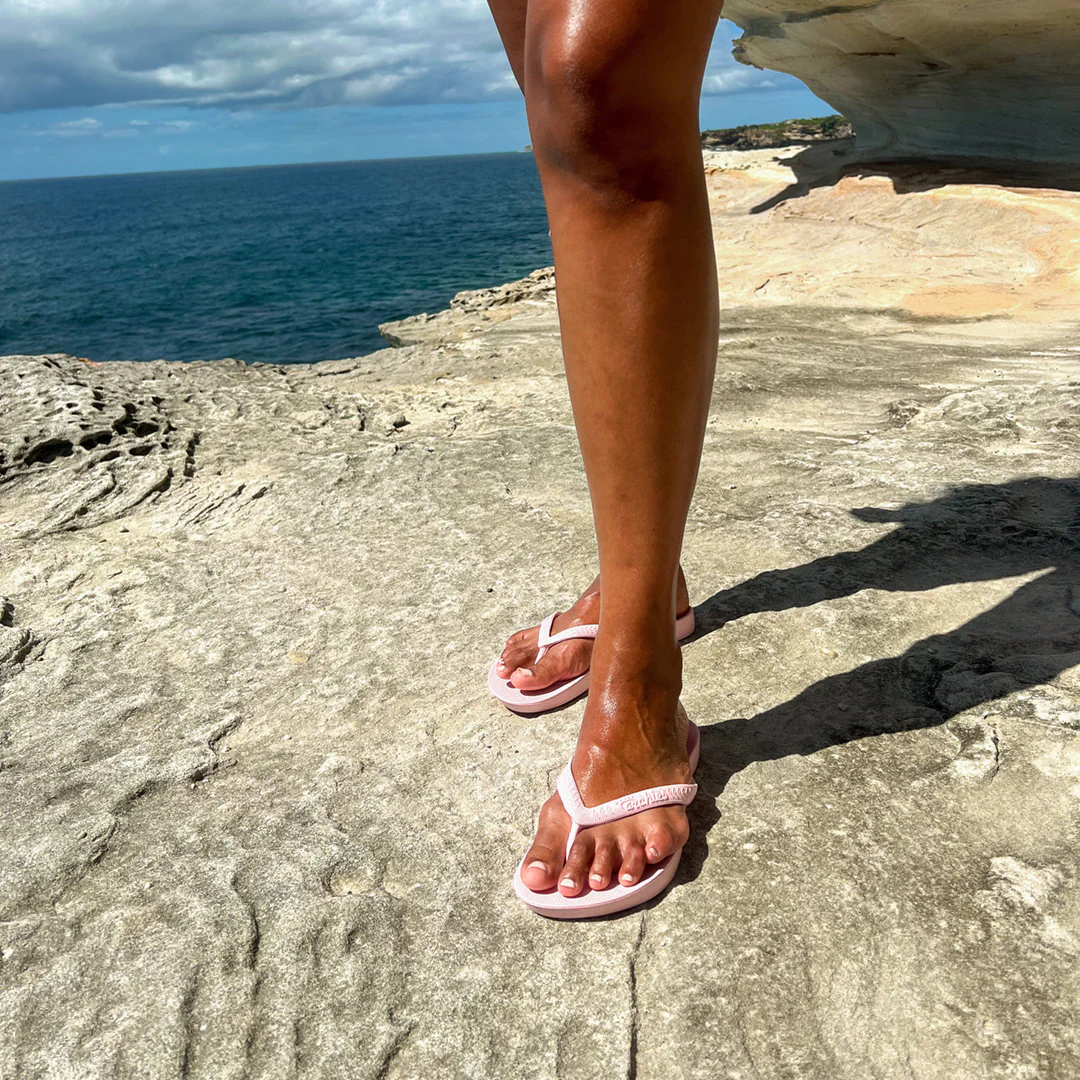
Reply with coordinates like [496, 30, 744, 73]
[495, 567, 691, 692]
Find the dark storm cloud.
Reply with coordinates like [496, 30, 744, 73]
[0, 1, 775, 113]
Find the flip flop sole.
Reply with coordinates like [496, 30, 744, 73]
[514, 723, 700, 919]
[514, 850, 682, 919]
[487, 665, 591, 715]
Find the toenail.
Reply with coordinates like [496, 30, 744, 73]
[621, 873, 634, 884]
[647, 845, 660, 861]
[527, 860, 547, 872]
[516, 668, 533, 678]
[560, 877, 575, 889]
[590, 872, 603, 883]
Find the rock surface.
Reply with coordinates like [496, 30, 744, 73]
[724, 0, 1080, 163]
[389, 145, 1080, 337]
[701, 143, 1080, 324]
[3, 152, 1080, 1078]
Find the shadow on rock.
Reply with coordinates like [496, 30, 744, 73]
[749, 141, 1080, 215]
[679, 476, 1080, 884]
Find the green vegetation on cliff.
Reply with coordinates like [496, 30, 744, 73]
[701, 114, 852, 150]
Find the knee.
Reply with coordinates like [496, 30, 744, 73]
[526, 21, 692, 199]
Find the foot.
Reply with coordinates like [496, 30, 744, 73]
[519, 630, 692, 895]
[496, 568, 691, 692]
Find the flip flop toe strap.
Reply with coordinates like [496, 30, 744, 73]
[535, 612, 600, 663]
[556, 760, 698, 859]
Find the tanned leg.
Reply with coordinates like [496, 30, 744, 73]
[487, 0, 722, 891]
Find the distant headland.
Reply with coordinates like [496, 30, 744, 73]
[700, 114, 851, 151]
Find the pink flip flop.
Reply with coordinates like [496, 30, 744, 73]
[488, 608, 696, 715]
[514, 722, 700, 919]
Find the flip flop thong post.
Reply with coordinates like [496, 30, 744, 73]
[488, 607, 696, 715]
[514, 721, 700, 919]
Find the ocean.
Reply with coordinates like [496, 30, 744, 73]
[0, 153, 553, 364]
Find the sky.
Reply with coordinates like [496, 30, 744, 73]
[0, 2, 830, 181]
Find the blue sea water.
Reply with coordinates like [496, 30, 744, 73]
[0, 153, 552, 364]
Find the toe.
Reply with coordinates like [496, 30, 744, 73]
[520, 794, 570, 892]
[558, 832, 595, 896]
[588, 837, 617, 891]
[644, 814, 689, 864]
[498, 629, 536, 676]
[510, 639, 591, 690]
[618, 842, 646, 887]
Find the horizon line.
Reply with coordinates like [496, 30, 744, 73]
[0, 146, 537, 186]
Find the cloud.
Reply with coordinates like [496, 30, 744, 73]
[0, 3, 786, 114]
[35, 113, 197, 138]
[53, 116, 104, 135]
[702, 69, 781, 96]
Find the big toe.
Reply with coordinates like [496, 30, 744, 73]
[497, 631, 536, 677]
[509, 640, 591, 690]
[519, 795, 570, 892]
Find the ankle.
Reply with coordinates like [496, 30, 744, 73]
[585, 642, 682, 731]
[576, 690, 691, 780]
[597, 564, 681, 620]
[593, 618, 683, 671]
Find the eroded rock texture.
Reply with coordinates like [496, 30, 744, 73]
[2, 157, 1080, 1078]
[724, 0, 1080, 163]
[703, 142, 1080, 322]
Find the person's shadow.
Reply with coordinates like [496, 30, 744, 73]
[678, 475, 1080, 884]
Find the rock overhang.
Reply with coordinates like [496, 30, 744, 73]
[724, 0, 1080, 164]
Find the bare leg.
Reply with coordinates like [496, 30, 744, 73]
[488, 0, 527, 91]
[490, 1, 694, 695]
[488, 0, 722, 892]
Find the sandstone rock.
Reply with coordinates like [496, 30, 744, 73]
[723, 0, 1080, 164]
[710, 142, 1080, 324]
[2, 154, 1080, 1077]
[379, 267, 555, 347]
[386, 145, 1080, 337]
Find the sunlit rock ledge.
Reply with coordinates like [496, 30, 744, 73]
[725, 0, 1080, 163]
[387, 144, 1080, 341]
[2, 145, 1079, 1078]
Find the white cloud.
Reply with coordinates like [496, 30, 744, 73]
[702, 69, 780, 95]
[53, 115, 103, 135]
[35, 113, 197, 138]
[0, 4, 788, 114]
